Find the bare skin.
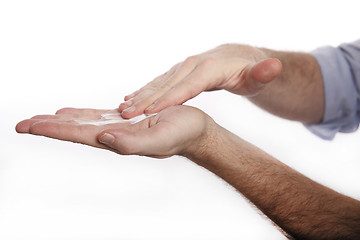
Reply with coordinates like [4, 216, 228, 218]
[16, 107, 210, 158]
[119, 44, 324, 124]
[119, 44, 283, 118]
[16, 106, 360, 239]
[15, 43, 356, 238]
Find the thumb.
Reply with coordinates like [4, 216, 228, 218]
[239, 58, 282, 95]
[97, 129, 146, 155]
[97, 123, 171, 157]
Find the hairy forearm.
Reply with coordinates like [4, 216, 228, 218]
[187, 125, 360, 239]
[250, 48, 325, 124]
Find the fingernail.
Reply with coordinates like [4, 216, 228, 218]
[119, 100, 132, 110]
[99, 133, 115, 145]
[123, 105, 135, 113]
[125, 100, 133, 106]
[145, 103, 155, 112]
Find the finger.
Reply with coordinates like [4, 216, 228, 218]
[29, 111, 111, 123]
[238, 58, 282, 95]
[121, 58, 199, 118]
[16, 117, 71, 134]
[98, 119, 173, 157]
[31, 115, 60, 120]
[118, 98, 134, 112]
[119, 72, 169, 113]
[122, 62, 183, 103]
[120, 88, 167, 119]
[144, 67, 207, 114]
[56, 108, 120, 121]
[16, 119, 43, 133]
[124, 90, 140, 101]
[30, 114, 90, 121]
[56, 108, 115, 116]
[17, 115, 66, 133]
[27, 120, 107, 149]
[120, 77, 170, 113]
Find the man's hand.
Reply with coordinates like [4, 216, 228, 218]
[119, 44, 282, 119]
[16, 106, 214, 158]
[16, 105, 360, 239]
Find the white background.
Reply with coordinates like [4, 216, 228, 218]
[1, 0, 359, 239]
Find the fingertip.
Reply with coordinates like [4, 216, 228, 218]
[119, 99, 134, 112]
[98, 129, 124, 143]
[15, 119, 38, 133]
[124, 91, 138, 101]
[98, 129, 124, 141]
[121, 108, 141, 119]
[15, 120, 27, 133]
[121, 100, 157, 119]
[144, 103, 158, 114]
[118, 103, 128, 112]
[144, 96, 180, 114]
[98, 132, 115, 145]
[251, 58, 282, 84]
[144, 105, 165, 115]
[268, 58, 282, 76]
[98, 129, 137, 155]
[55, 107, 73, 115]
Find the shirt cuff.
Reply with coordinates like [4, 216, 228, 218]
[305, 46, 358, 140]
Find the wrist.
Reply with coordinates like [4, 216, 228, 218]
[181, 117, 221, 163]
[182, 120, 245, 174]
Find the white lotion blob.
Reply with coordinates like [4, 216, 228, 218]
[75, 112, 157, 126]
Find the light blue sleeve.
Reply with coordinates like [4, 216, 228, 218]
[305, 40, 360, 140]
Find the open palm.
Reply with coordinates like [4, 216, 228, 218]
[16, 106, 211, 158]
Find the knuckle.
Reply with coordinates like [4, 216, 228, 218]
[140, 86, 157, 96]
[187, 84, 202, 99]
[154, 72, 167, 82]
[145, 78, 165, 92]
[56, 108, 72, 114]
[217, 43, 232, 48]
[183, 55, 199, 66]
[171, 62, 182, 72]
[142, 81, 169, 96]
[199, 57, 217, 67]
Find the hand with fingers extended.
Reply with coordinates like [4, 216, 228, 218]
[119, 44, 282, 119]
[16, 106, 215, 158]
